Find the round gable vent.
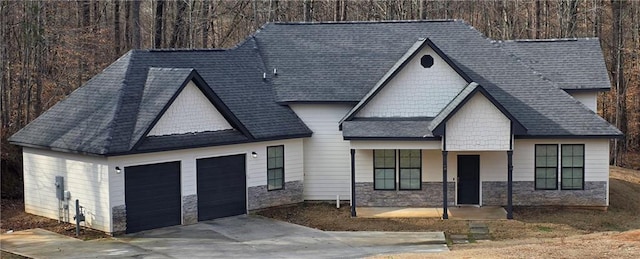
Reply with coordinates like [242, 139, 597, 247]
[420, 55, 434, 68]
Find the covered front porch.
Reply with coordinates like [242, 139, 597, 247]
[347, 141, 515, 220]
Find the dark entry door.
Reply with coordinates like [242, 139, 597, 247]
[125, 161, 181, 233]
[196, 154, 246, 221]
[457, 155, 480, 205]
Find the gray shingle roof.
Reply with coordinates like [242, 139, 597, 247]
[11, 20, 621, 154]
[342, 119, 434, 140]
[9, 39, 312, 155]
[254, 20, 619, 137]
[497, 39, 611, 90]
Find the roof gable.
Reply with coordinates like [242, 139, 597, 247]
[429, 83, 527, 136]
[147, 80, 234, 136]
[129, 68, 253, 152]
[341, 38, 471, 123]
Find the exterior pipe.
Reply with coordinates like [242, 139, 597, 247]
[350, 149, 356, 217]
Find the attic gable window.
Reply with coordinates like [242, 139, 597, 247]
[420, 55, 434, 68]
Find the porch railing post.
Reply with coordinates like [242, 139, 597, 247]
[442, 150, 448, 219]
[507, 150, 513, 219]
[350, 149, 356, 217]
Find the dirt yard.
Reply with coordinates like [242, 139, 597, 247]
[257, 166, 640, 257]
[0, 199, 109, 240]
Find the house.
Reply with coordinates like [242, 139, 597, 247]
[9, 20, 621, 234]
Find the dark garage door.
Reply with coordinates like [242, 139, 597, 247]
[125, 161, 181, 233]
[197, 154, 246, 221]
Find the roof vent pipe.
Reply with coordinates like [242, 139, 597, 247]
[262, 72, 267, 80]
[273, 68, 278, 76]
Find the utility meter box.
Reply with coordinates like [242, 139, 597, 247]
[55, 176, 64, 201]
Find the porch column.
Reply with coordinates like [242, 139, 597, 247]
[507, 150, 513, 219]
[350, 149, 356, 217]
[442, 150, 448, 219]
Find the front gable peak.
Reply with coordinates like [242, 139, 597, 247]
[341, 38, 472, 123]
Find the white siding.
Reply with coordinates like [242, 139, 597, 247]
[148, 81, 232, 136]
[446, 93, 511, 151]
[289, 104, 353, 200]
[513, 139, 610, 182]
[357, 45, 468, 118]
[350, 140, 440, 150]
[354, 149, 506, 197]
[568, 91, 598, 112]
[107, 139, 304, 215]
[22, 148, 111, 232]
[355, 149, 374, 182]
[355, 149, 445, 183]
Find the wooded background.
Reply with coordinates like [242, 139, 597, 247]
[1, 0, 638, 198]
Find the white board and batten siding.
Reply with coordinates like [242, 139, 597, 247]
[148, 81, 233, 136]
[289, 104, 353, 200]
[22, 147, 112, 232]
[568, 91, 598, 113]
[446, 93, 511, 151]
[356, 45, 468, 118]
[107, 139, 304, 213]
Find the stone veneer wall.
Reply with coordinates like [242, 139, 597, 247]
[182, 194, 198, 224]
[483, 181, 607, 206]
[355, 182, 455, 207]
[248, 180, 304, 210]
[111, 205, 126, 235]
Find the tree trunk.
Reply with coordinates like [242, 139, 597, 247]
[154, 0, 164, 48]
[340, 0, 347, 21]
[132, 0, 141, 49]
[419, 0, 427, 20]
[170, 0, 187, 48]
[124, 0, 131, 49]
[0, 1, 8, 128]
[113, 1, 120, 54]
[81, 0, 90, 27]
[535, 0, 541, 38]
[201, 0, 208, 48]
[303, 0, 311, 22]
[611, 0, 627, 165]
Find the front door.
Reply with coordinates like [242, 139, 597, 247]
[457, 155, 480, 205]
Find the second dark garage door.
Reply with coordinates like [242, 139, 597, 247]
[124, 161, 181, 233]
[196, 154, 247, 221]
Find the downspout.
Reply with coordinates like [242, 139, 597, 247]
[350, 148, 356, 217]
[507, 123, 514, 219]
[442, 125, 448, 219]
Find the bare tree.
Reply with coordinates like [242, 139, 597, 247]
[154, 0, 164, 49]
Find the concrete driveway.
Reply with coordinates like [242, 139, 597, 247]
[1, 215, 448, 258]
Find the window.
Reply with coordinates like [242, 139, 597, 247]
[535, 144, 558, 190]
[374, 150, 396, 190]
[267, 145, 284, 190]
[399, 150, 422, 190]
[561, 144, 584, 190]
